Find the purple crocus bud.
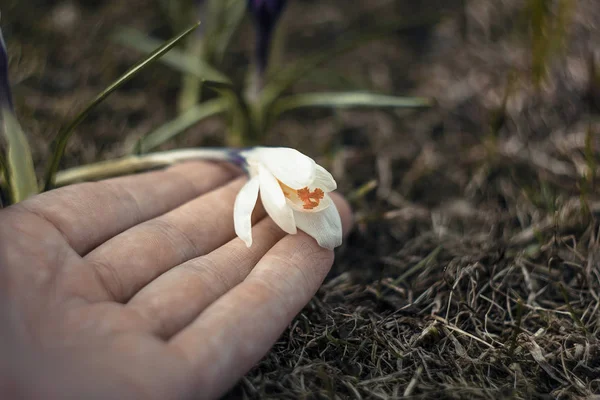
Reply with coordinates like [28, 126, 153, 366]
[247, 0, 288, 74]
[0, 27, 13, 110]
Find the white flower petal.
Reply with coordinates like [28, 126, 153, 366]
[251, 147, 316, 189]
[312, 164, 337, 192]
[233, 176, 261, 247]
[258, 164, 297, 234]
[246, 160, 260, 179]
[293, 197, 343, 250]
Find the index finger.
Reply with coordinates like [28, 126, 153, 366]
[17, 161, 238, 255]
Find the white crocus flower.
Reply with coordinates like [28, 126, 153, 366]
[233, 147, 343, 250]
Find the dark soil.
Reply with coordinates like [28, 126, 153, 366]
[3, 0, 600, 398]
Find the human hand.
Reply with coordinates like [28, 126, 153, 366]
[0, 161, 352, 399]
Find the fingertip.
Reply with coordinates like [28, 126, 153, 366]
[329, 192, 353, 238]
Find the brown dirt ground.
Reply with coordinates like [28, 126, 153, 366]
[3, 0, 600, 398]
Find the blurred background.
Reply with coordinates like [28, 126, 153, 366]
[3, 0, 600, 398]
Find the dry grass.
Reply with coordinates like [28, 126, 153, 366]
[4, 0, 600, 398]
[228, 1, 600, 398]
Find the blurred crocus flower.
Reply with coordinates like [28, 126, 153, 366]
[233, 147, 343, 250]
[247, 0, 288, 75]
[0, 27, 13, 110]
[0, 25, 38, 204]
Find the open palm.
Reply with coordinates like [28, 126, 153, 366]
[0, 161, 351, 399]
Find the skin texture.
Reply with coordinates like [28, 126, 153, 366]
[0, 161, 352, 400]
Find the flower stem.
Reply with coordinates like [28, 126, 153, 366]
[55, 148, 237, 187]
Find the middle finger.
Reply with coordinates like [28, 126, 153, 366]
[84, 177, 264, 302]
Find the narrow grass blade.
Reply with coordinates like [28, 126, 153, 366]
[134, 98, 229, 154]
[112, 27, 230, 83]
[1, 108, 39, 203]
[260, 12, 442, 108]
[43, 22, 202, 191]
[273, 92, 432, 116]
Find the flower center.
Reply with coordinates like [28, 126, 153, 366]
[297, 187, 324, 210]
[279, 181, 325, 210]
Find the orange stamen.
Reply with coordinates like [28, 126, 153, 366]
[297, 187, 324, 210]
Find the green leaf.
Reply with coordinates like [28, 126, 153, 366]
[525, 0, 574, 88]
[112, 27, 230, 84]
[260, 13, 442, 109]
[190, 80, 254, 146]
[177, 35, 205, 113]
[134, 98, 229, 154]
[1, 108, 38, 203]
[272, 92, 432, 115]
[202, 79, 237, 93]
[204, 0, 247, 64]
[43, 22, 202, 191]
